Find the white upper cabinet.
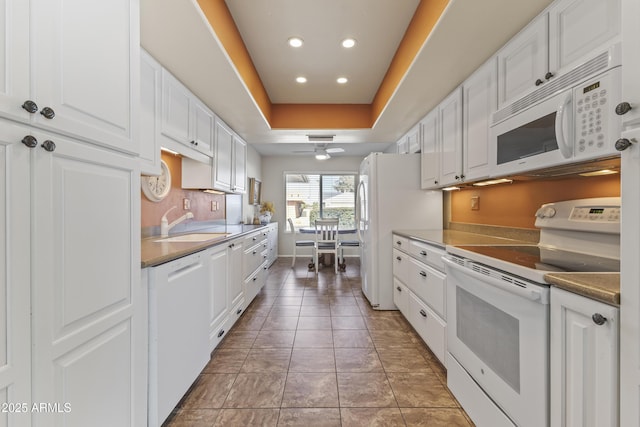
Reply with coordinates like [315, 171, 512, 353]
[0, 0, 140, 154]
[438, 87, 463, 187]
[497, 0, 620, 109]
[140, 50, 162, 175]
[548, 0, 621, 76]
[213, 118, 246, 194]
[497, 15, 549, 108]
[397, 124, 420, 154]
[421, 109, 439, 189]
[463, 58, 497, 182]
[161, 70, 214, 157]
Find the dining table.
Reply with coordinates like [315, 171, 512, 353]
[298, 227, 358, 271]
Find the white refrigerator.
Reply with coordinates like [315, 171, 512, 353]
[357, 153, 442, 310]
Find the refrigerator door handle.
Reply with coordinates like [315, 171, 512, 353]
[356, 180, 365, 242]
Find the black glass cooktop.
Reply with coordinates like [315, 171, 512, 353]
[455, 245, 620, 273]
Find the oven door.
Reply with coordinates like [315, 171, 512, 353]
[444, 257, 550, 427]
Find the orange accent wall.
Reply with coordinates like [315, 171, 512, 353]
[141, 152, 226, 229]
[371, 0, 450, 122]
[450, 174, 621, 229]
[271, 104, 372, 129]
[196, 0, 448, 130]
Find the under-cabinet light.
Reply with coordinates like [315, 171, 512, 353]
[472, 178, 513, 187]
[579, 169, 619, 177]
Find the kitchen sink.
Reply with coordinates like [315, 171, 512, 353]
[153, 233, 229, 243]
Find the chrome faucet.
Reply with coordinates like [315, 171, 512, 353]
[160, 206, 194, 237]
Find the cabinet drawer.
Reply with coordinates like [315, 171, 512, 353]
[393, 278, 409, 315]
[408, 291, 446, 367]
[407, 258, 446, 319]
[408, 240, 445, 271]
[392, 249, 410, 285]
[243, 242, 268, 278]
[393, 234, 409, 252]
[245, 260, 268, 304]
[244, 230, 266, 247]
[210, 298, 245, 351]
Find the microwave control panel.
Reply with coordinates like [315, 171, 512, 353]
[574, 67, 621, 158]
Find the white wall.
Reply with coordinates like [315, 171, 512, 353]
[261, 155, 364, 257]
[243, 144, 262, 223]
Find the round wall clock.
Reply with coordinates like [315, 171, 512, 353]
[141, 160, 172, 202]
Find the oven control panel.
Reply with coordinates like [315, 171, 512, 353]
[535, 197, 620, 234]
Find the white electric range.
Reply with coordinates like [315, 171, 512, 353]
[443, 197, 620, 427]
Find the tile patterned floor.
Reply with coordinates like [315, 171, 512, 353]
[164, 258, 474, 426]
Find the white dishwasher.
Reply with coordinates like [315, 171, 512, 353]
[148, 251, 210, 426]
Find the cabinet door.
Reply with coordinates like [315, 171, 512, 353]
[396, 137, 409, 154]
[0, 0, 30, 123]
[161, 70, 191, 147]
[438, 87, 463, 186]
[0, 120, 31, 424]
[420, 109, 439, 189]
[407, 125, 421, 154]
[550, 288, 619, 427]
[140, 50, 162, 175]
[214, 118, 233, 192]
[207, 244, 228, 349]
[192, 98, 215, 156]
[228, 240, 244, 308]
[31, 130, 145, 427]
[393, 278, 409, 315]
[549, 0, 620, 75]
[31, 0, 139, 154]
[497, 15, 549, 108]
[233, 135, 247, 193]
[463, 58, 497, 182]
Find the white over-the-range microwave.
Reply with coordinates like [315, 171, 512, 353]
[490, 44, 623, 177]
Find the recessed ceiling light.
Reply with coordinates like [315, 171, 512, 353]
[341, 38, 356, 48]
[337, 77, 348, 84]
[288, 37, 303, 48]
[296, 76, 307, 84]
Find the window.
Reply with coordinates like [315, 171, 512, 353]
[286, 173, 357, 231]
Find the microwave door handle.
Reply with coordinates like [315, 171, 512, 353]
[555, 92, 573, 158]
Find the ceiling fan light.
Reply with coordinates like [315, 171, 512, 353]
[315, 152, 330, 160]
[341, 38, 356, 48]
[288, 37, 304, 48]
[296, 76, 307, 83]
[336, 77, 348, 84]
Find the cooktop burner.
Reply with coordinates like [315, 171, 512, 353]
[454, 245, 620, 273]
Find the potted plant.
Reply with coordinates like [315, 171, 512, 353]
[259, 201, 275, 224]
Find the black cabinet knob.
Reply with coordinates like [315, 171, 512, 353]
[21, 135, 38, 148]
[592, 313, 607, 325]
[22, 100, 38, 113]
[396, 286, 402, 292]
[616, 102, 632, 115]
[40, 107, 55, 119]
[419, 271, 427, 277]
[41, 140, 56, 152]
[545, 71, 554, 80]
[217, 329, 225, 338]
[535, 79, 544, 86]
[615, 138, 635, 152]
[419, 309, 427, 317]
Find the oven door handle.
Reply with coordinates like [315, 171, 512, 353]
[443, 257, 548, 304]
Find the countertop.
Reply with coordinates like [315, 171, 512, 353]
[141, 224, 269, 268]
[394, 229, 621, 306]
[544, 273, 620, 306]
[393, 229, 528, 249]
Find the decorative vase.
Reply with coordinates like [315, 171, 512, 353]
[259, 212, 271, 224]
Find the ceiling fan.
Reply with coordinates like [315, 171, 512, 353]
[293, 143, 345, 160]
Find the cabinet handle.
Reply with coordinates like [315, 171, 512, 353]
[419, 309, 427, 317]
[545, 71, 554, 80]
[252, 250, 257, 255]
[41, 140, 56, 152]
[40, 107, 55, 119]
[253, 276, 257, 281]
[229, 243, 235, 248]
[217, 329, 225, 338]
[396, 286, 402, 292]
[616, 102, 632, 115]
[263, 255, 267, 259]
[236, 308, 242, 315]
[434, 180, 438, 185]
[592, 313, 607, 325]
[396, 256, 402, 261]
[22, 100, 38, 113]
[454, 175, 460, 180]
[396, 241, 401, 246]
[420, 251, 427, 256]
[190, 140, 198, 146]
[21, 135, 38, 148]
[419, 271, 427, 278]
[535, 78, 544, 86]
[615, 138, 636, 152]
[460, 174, 465, 180]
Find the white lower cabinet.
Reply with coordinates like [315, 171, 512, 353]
[392, 233, 447, 366]
[148, 252, 209, 427]
[550, 287, 619, 427]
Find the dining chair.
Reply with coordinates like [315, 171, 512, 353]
[314, 218, 340, 273]
[337, 238, 360, 272]
[287, 218, 315, 268]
